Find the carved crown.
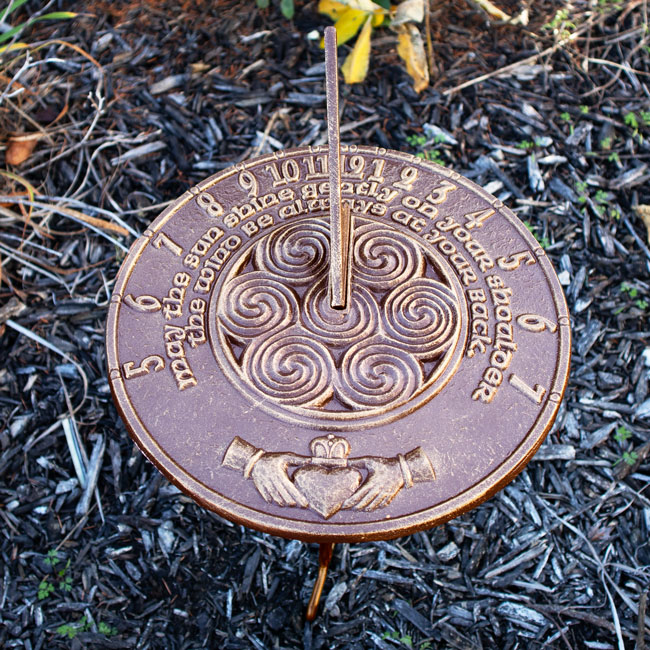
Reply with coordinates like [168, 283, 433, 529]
[310, 434, 351, 459]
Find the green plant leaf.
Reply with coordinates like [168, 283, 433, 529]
[57, 624, 78, 640]
[98, 621, 118, 636]
[256, 0, 270, 8]
[0, 9, 76, 44]
[35, 11, 77, 20]
[622, 451, 639, 466]
[38, 579, 54, 600]
[280, 0, 294, 19]
[0, 0, 30, 23]
[0, 22, 27, 44]
[624, 112, 638, 129]
[44, 549, 59, 566]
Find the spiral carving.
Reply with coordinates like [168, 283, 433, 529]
[255, 219, 330, 285]
[353, 222, 424, 291]
[220, 272, 298, 339]
[213, 216, 465, 424]
[243, 329, 334, 406]
[302, 279, 379, 346]
[383, 278, 459, 358]
[338, 340, 423, 407]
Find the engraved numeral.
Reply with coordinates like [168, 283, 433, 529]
[368, 158, 385, 183]
[196, 192, 224, 218]
[152, 232, 183, 256]
[124, 294, 162, 313]
[122, 355, 165, 379]
[394, 166, 419, 191]
[464, 208, 494, 229]
[426, 180, 457, 205]
[303, 154, 328, 180]
[497, 250, 536, 271]
[516, 314, 557, 333]
[265, 160, 300, 187]
[343, 154, 365, 179]
[238, 170, 259, 197]
[509, 374, 546, 404]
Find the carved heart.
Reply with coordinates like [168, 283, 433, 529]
[293, 465, 362, 519]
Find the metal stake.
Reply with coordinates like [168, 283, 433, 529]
[306, 542, 335, 621]
[325, 26, 352, 310]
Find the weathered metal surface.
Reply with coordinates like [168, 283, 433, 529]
[106, 145, 571, 542]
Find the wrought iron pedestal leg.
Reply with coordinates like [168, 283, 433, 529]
[306, 543, 335, 621]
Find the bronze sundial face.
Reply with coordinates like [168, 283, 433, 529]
[106, 145, 570, 542]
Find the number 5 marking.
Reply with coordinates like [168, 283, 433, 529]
[497, 250, 536, 271]
[509, 374, 546, 404]
[122, 355, 165, 380]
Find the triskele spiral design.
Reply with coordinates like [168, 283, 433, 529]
[213, 216, 464, 421]
[352, 222, 425, 291]
[255, 219, 330, 284]
[338, 340, 423, 407]
[383, 278, 459, 358]
[242, 329, 334, 406]
[220, 272, 298, 339]
[302, 278, 379, 346]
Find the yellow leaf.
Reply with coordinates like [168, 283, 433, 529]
[341, 15, 373, 84]
[396, 23, 429, 93]
[391, 0, 424, 25]
[0, 42, 29, 54]
[371, 10, 385, 27]
[471, 0, 511, 21]
[334, 8, 370, 46]
[635, 205, 650, 244]
[318, 0, 349, 21]
[335, 0, 383, 11]
[319, 8, 369, 48]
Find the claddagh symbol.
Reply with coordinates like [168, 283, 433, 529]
[222, 434, 436, 519]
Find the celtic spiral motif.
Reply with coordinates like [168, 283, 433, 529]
[255, 219, 330, 284]
[383, 278, 459, 358]
[302, 278, 379, 346]
[220, 272, 298, 339]
[352, 222, 424, 291]
[212, 216, 466, 426]
[338, 339, 423, 407]
[242, 329, 334, 406]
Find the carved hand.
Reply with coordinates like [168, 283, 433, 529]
[250, 453, 309, 508]
[343, 457, 404, 511]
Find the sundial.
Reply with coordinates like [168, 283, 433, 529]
[106, 29, 570, 619]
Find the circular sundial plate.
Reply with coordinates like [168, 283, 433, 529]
[106, 146, 570, 542]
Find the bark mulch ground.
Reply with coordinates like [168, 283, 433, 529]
[0, 0, 649, 648]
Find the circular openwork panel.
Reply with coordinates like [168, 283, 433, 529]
[106, 146, 570, 542]
[210, 216, 467, 428]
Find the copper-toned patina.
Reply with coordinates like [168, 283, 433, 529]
[106, 27, 570, 619]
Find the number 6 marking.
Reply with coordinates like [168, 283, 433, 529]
[124, 294, 161, 313]
[509, 374, 546, 404]
[516, 314, 558, 333]
[122, 355, 165, 379]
